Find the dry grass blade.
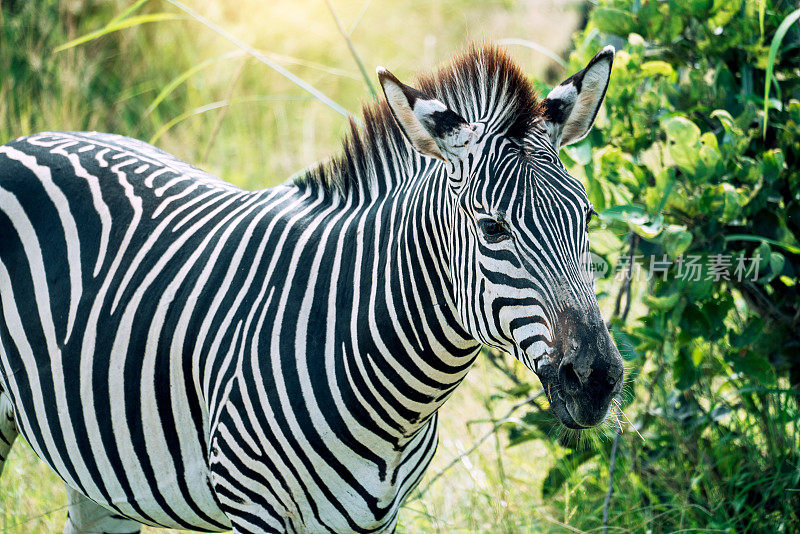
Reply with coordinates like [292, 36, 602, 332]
[54, 13, 185, 53]
[613, 398, 644, 442]
[148, 95, 312, 145]
[497, 38, 567, 68]
[346, 0, 373, 36]
[612, 402, 624, 434]
[164, 0, 354, 119]
[3, 504, 69, 531]
[411, 390, 544, 499]
[202, 58, 248, 164]
[324, 0, 378, 98]
[145, 51, 247, 117]
[107, 0, 151, 26]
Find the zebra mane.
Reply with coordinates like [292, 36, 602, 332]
[295, 44, 542, 196]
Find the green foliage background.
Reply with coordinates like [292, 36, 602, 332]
[501, 0, 800, 531]
[1, 0, 799, 532]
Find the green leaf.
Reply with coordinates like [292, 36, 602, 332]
[710, 110, 748, 154]
[708, 183, 740, 223]
[686, 277, 715, 300]
[729, 317, 764, 348]
[691, 345, 703, 366]
[730, 351, 775, 384]
[689, 0, 714, 16]
[763, 8, 800, 138]
[644, 292, 681, 311]
[519, 410, 555, 436]
[562, 139, 592, 166]
[600, 204, 663, 239]
[681, 304, 712, 338]
[754, 242, 771, 278]
[674, 347, 700, 389]
[597, 204, 646, 223]
[639, 143, 665, 182]
[725, 235, 800, 255]
[766, 251, 785, 282]
[697, 133, 722, 179]
[542, 449, 597, 498]
[506, 429, 541, 448]
[640, 60, 674, 77]
[663, 225, 693, 259]
[708, 0, 740, 26]
[507, 409, 553, 446]
[760, 149, 785, 183]
[629, 213, 663, 239]
[592, 7, 637, 36]
[589, 228, 624, 256]
[662, 116, 701, 174]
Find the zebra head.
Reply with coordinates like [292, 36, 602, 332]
[378, 46, 623, 429]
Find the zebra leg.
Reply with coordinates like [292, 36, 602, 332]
[0, 390, 18, 477]
[63, 486, 142, 534]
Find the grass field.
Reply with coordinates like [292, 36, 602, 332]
[1, 0, 584, 190]
[0, 1, 606, 532]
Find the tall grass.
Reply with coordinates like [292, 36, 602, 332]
[0, 0, 581, 189]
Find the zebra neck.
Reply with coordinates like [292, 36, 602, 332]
[339, 163, 481, 441]
[236, 161, 482, 449]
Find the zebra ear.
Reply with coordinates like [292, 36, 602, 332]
[542, 46, 614, 149]
[377, 67, 474, 162]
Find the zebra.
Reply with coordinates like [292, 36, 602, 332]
[0, 44, 623, 533]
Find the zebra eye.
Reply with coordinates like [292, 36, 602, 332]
[478, 219, 509, 243]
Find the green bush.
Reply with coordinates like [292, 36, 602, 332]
[503, 0, 800, 531]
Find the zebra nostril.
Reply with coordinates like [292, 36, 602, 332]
[559, 361, 584, 396]
[607, 371, 619, 386]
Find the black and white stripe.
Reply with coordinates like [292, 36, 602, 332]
[0, 45, 620, 533]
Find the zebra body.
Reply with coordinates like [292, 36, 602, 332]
[0, 130, 464, 532]
[0, 45, 623, 533]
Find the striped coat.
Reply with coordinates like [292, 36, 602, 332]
[0, 45, 622, 533]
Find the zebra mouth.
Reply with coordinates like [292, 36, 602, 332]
[547, 384, 588, 430]
[539, 367, 588, 430]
